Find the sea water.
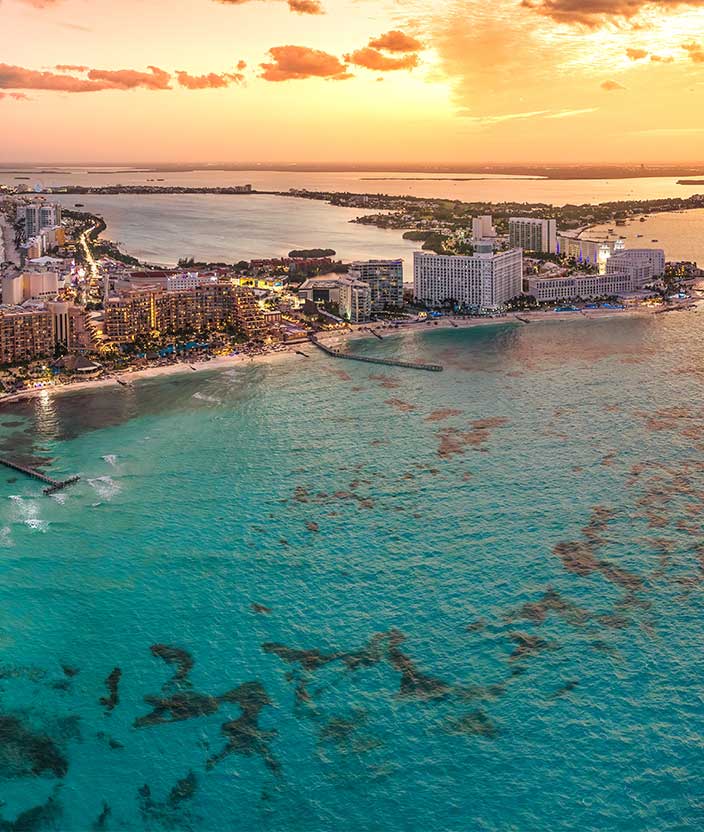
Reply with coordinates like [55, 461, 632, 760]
[1, 316, 704, 831]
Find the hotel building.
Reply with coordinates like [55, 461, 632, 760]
[509, 218, 557, 254]
[606, 249, 665, 287]
[338, 277, 372, 323]
[103, 283, 265, 344]
[347, 260, 404, 311]
[2, 271, 60, 305]
[471, 215, 496, 241]
[557, 236, 625, 273]
[414, 244, 523, 310]
[525, 272, 634, 303]
[0, 305, 53, 365]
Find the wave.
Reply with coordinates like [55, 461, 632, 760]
[0, 526, 13, 547]
[8, 496, 48, 532]
[87, 476, 121, 501]
[193, 391, 222, 405]
[102, 454, 118, 467]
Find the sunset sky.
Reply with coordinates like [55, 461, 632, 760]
[1, 0, 704, 164]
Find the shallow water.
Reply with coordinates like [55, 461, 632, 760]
[1, 316, 704, 830]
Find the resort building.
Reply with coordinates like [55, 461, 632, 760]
[166, 273, 217, 292]
[414, 244, 523, 310]
[525, 272, 634, 303]
[338, 277, 372, 323]
[0, 305, 53, 365]
[606, 249, 665, 287]
[297, 278, 344, 305]
[557, 236, 625, 273]
[471, 215, 496, 241]
[19, 201, 62, 238]
[103, 283, 265, 344]
[347, 260, 404, 310]
[46, 302, 100, 353]
[2, 271, 60, 305]
[509, 218, 557, 254]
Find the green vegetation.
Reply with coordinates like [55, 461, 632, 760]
[288, 248, 336, 258]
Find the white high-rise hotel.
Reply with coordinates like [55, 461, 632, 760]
[509, 218, 557, 254]
[414, 243, 523, 310]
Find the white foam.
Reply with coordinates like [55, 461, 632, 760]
[193, 391, 222, 405]
[87, 476, 121, 501]
[102, 454, 118, 467]
[9, 496, 48, 532]
[0, 526, 14, 547]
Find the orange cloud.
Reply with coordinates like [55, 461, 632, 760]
[522, 0, 704, 26]
[55, 65, 89, 72]
[215, 0, 323, 14]
[0, 91, 30, 100]
[650, 54, 674, 62]
[344, 48, 420, 71]
[0, 64, 110, 92]
[683, 41, 704, 62]
[368, 30, 423, 53]
[176, 70, 245, 88]
[601, 79, 625, 90]
[626, 48, 649, 60]
[86, 66, 172, 90]
[260, 46, 350, 81]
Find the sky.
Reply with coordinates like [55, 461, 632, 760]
[1, 0, 704, 164]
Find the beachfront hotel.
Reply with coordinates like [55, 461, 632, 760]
[338, 277, 373, 323]
[525, 272, 635, 303]
[0, 305, 54, 365]
[347, 260, 404, 311]
[413, 244, 523, 310]
[606, 249, 666, 287]
[103, 283, 266, 344]
[509, 218, 558, 254]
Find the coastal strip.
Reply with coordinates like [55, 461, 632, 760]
[0, 304, 684, 407]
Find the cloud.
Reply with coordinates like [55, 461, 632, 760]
[601, 79, 626, 89]
[260, 46, 351, 81]
[86, 66, 172, 90]
[176, 70, 245, 88]
[626, 48, 649, 60]
[0, 64, 110, 92]
[0, 62, 250, 93]
[16, 0, 60, 6]
[683, 41, 704, 62]
[0, 91, 30, 100]
[368, 30, 423, 53]
[650, 54, 674, 62]
[214, 0, 323, 14]
[521, 0, 704, 26]
[344, 48, 420, 71]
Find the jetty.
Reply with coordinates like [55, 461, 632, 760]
[0, 457, 80, 496]
[310, 337, 443, 372]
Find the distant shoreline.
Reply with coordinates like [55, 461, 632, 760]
[3, 164, 704, 181]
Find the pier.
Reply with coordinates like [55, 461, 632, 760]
[0, 458, 80, 495]
[310, 337, 443, 372]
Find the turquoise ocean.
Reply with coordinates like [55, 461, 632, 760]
[1, 315, 704, 831]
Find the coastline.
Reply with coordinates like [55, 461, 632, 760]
[0, 303, 680, 407]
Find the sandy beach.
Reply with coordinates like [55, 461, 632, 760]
[0, 301, 694, 407]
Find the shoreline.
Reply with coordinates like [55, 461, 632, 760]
[0, 303, 683, 407]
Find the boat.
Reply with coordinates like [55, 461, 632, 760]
[652, 239, 659, 242]
[75, 203, 84, 207]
